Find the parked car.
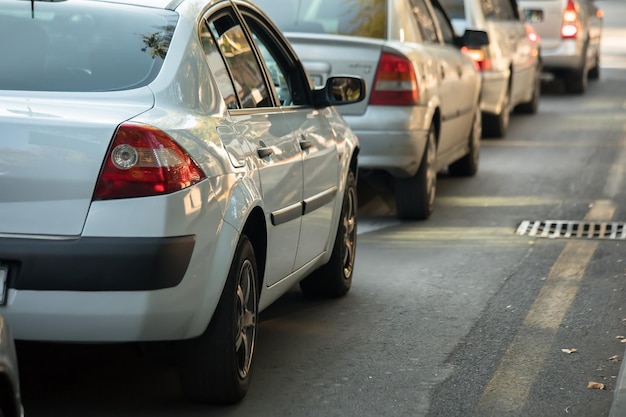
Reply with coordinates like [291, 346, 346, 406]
[0, 316, 22, 417]
[0, 0, 365, 405]
[518, 0, 603, 93]
[440, 0, 543, 138]
[254, 0, 487, 220]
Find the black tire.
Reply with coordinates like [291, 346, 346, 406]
[300, 170, 357, 298]
[395, 123, 436, 220]
[177, 235, 259, 404]
[449, 106, 481, 177]
[564, 43, 588, 94]
[482, 85, 510, 138]
[515, 62, 542, 114]
[588, 52, 600, 80]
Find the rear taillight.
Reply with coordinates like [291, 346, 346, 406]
[561, 0, 578, 39]
[93, 122, 206, 200]
[461, 47, 492, 72]
[369, 52, 419, 106]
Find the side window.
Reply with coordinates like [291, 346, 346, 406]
[242, 12, 310, 107]
[410, 0, 440, 43]
[205, 11, 272, 109]
[432, 6, 456, 45]
[199, 23, 239, 109]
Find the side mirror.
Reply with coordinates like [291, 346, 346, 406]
[460, 29, 489, 48]
[313, 76, 366, 108]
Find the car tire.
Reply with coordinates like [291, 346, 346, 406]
[482, 84, 510, 138]
[588, 52, 600, 80]
[299, 170, 357, 298]
[449, 106, 481, 177]
[515, 62, 542, 114]
[564, 43, 588, 94]
[395, 123, 436, 220]
[177, 235, 259, 404]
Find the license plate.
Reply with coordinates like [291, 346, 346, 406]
[0, 266, 7, 306]
[524, 9, 543, 23]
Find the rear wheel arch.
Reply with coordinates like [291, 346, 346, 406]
[241, 207, 267, 294]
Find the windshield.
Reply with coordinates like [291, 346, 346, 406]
[438, 0, 466, 20]
[254, 0, 387, 39]
[0, 0, 177, 92]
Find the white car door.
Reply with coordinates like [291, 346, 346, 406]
[201, 11, 303, 284]
[241, 10, 341, 272]
[411, 0, 473, 157]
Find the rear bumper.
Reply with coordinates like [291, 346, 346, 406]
[343, 105, 430, 178]
[541, 39, 584, 70]
[1, 235, 195, 291]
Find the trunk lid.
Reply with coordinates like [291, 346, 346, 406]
[285, 33, 385, 116]
[0, 90, 154, 236]
[519, 0, 567, 49]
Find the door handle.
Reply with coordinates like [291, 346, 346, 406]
[257, 141, 273, 158]
[299, 139, 313, 150]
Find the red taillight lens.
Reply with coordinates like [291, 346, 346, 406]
[93, 122, 206, 200]
[561, 0, 578, 39]
[369, 52, 419, 106]
[461, 47, 492, 72]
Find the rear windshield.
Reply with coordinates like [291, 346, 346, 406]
[439, 0, 466, 20]
[254, 0, 387, 39]
[0, 0, 177, 92]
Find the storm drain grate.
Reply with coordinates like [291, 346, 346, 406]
[516, 220, 626, 240]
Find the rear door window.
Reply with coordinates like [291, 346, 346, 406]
[0, 1, 176, 92]
[203, 10, 272, 109]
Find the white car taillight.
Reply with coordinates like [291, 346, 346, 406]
[561, 0, 579, 39]
[93, 122, 206, 200]
[369, 52, 419, 106]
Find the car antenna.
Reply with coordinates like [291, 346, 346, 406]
[31, 0, 34, 18]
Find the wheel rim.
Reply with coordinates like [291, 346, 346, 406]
[235, 259, 257, 379]
[426, 129, 437, 210]
[341, 181, 357, 279]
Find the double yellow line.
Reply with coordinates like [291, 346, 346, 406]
[474, 200, 616, 415]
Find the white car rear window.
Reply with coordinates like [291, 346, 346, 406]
[0, 0, 177, 92]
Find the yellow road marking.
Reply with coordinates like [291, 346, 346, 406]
[436, 196, 561, 207]
[473, 200, 616, 416]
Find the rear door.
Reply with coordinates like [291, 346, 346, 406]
[201, 8, 304, 284]
[238, 6, 342, 272]
[410, 0, 470, 155]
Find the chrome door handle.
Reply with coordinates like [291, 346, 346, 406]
[300, 139, 313, 150]
[257, 141, 273, 158]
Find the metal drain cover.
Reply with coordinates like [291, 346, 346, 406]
[516, 220, 626, 240]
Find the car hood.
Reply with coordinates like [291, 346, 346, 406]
[0, 90, 154, 236]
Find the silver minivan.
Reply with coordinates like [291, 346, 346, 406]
[518, 0, 603, 94]
[441, 0, 543, 138]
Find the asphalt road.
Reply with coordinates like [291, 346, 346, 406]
[17, 1, 626, 416]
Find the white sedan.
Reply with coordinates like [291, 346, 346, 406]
[0, 0, 364, 405]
